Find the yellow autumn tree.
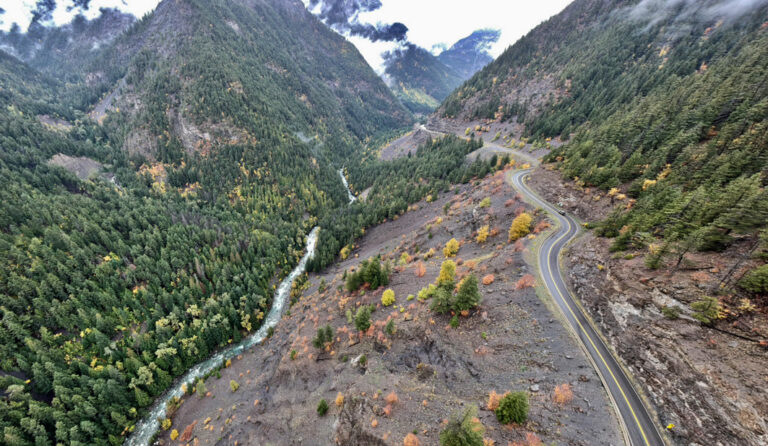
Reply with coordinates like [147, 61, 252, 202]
[437, 260, 456, 286]
[476, 225, 490, 243]
[443, 238, 460, 257]
[382, 289, 395, 306]
[508, 213, 532, 242]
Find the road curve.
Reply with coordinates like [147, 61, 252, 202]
[509, 169, 665, 446]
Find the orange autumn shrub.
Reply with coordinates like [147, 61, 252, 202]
[515, 274, 535, 289]
[487, 390, 503, 411]
[482, 274, 495, 285]
[404, 433, 420, 446]
[553, 383, 574, 405]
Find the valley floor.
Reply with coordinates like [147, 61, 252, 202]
[156, 167, 623, 445]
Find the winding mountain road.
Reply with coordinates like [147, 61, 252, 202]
[508, 169, 665, 446]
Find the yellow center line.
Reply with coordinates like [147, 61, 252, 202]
[520, 172, 652, 446]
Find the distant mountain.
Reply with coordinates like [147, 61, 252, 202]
[437, 29, 500, 80]
[382, 29, 499, 115]
[383, 44, 463, 114]
[0, 8, 136, 81]
[76, 0, 411, 160]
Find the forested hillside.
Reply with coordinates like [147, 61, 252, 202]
[0, 1, 500, 444]
[438, 0, 768, 293]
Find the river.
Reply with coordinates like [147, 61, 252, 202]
[339, 168, 357, 203]
[125, 227, 320, 446]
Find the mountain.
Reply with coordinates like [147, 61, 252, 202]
[439, 0, 768, 256]
[437, 29, 499, 80]
[0, 1, 489, 444]
[383, 44, 463, 114]
[0, 8, 136, 81]
[75, 0, 411, 161]
[382, 29, 499, 115]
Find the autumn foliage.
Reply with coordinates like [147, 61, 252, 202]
[476, 225, 490, 243]
[482, 274, 495, 285]
[487, 391, 503, 411]
[509, 213, 533, 242]
[515, 274, 535, 289]
[444, 238, 460, 257]
[553, 383, 574, 405]
[404, 433, 420, 446]
[414, 261, 426, 278]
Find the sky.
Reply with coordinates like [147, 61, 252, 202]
[1, 0, 574, 72]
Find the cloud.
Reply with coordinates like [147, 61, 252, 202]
[626, 0, 768, 26]
[307, 0, 408, 42]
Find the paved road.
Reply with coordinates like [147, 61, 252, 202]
[509, 169, 665, 446]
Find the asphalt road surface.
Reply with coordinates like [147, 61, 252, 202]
[509, 169, 665, 446]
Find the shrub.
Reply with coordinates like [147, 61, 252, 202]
[170, 429, 179, 441]
[161, 418, 172, 431]
[430, 285, 454, 314]
[439, 405, 484, 446]
[515, 274, 535, 289]
[382, 289, 396, 306]
[385, 319, 396, 335]
[354, 306, 373, 332]
[335, 392, 344, 407]
[444, 238, 460, 257]
[495, 392, 528, 425]
[346, 257, 390, 292]
[399, 252, 412, 266]
[691, 296, 723, 325]
[195, 379, 207, 398]
[359, 354, 367, 367]
[418, 284, 437, 302]
[449, 315, 459, 328]
[661, 306, 679, 319]
[487, 391, 502, 411]
[553, 383, 573, 405]
[404, 433, 420, 446]
[455, 274, 481, 312]
[478, 197, 491, 208]
[482, 274, 494, 285]
[508, 213, 533, 242]
[290, 349, 298, 360]
[385, 392, 399, 405]
[229, 380, 239, 392]
[739, 265, 768, 294]
[340, 245, 351, 260]
[415, 261, 426, 277]
[312, 325, 334, 349]
[437, 260, 457, 287]
[317, 399, 329, 416]
[476, 225, 490, 243]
